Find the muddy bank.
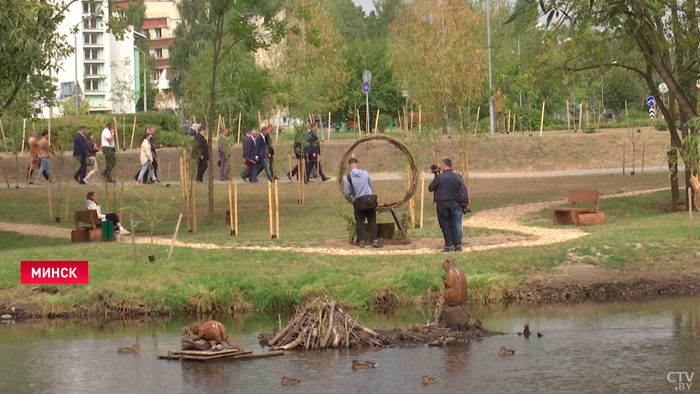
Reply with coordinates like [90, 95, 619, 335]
[504, 264, 700, 302]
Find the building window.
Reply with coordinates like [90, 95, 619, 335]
[154, 49, 163, 59]
[84, 18, 97, 29]
[82, 1, 97, 15]
[152, 69, 164, 81]
[143, 29, 149, 39]
[85, 79, 100, 91]
[154, 28, 162, 38]
[84, 48, 100, 60]
[84, 33, 98, 45]
[85, 64, 100, 76]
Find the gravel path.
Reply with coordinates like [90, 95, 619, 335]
[0, 188, 667, 256]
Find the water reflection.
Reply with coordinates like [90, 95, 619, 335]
[1, 296, 700, 393]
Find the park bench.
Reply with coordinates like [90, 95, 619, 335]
[71, 210, 103, 243]
[552, 190, 606, 226]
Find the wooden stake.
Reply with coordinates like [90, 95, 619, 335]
[167, 213, 183, 261]
[113, 116, 119, 151]
[130, 116, 137, 149]
[21, 119, 26, 153]
[184, 158, 191, 232]
[578, 103, 583, 131]
[301, 157, 305, 204]
[410, 107, 414, 130]
[624, 101, 630, 133]
[475, 106, 481, 133]
[327, 112, 331, 141]
[130, 213, 137, 264]
[566, 100, 571, 131]
[268, 181, 274, 238]
[0, 119, 7, 152]
[216, 114, 222, 140]
[374, 109, 380, 133]
[47, 182, 53, 221]
[403, 106, 408, 136]
[179, 157, 185, 200]
[237, 113, 242, 144]
[119, 181, 124, 220]
[357, 110, 362, 136]
[397, 110, 402, 132]
[406, 165, 414, 228]
[420, 173, 425, 229]
[507, 109, 511, 134]
[234, 182, 239, 236]
[622, 141, 626, 175]
[690, 187, 694, 240]
[228, 180, 235, 235]
[104, 181, 110, 211]
[64, 179, 70, 222]
[642, 141, 645, 173]
[275, 179, 280, 238]
[597, 101, 602, 129]
[0, 157, 9, 188]
[191, 175, 197, 233]
[539, 101, 546, 137]
[418, 105, 422, 133]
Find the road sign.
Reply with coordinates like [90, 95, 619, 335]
[362, 81, 370, 93]
[646, 96, 656, 106]
[363, 70, 372, 83]
[696, 79, 700, 89]
[659, 83, 668, 94]
[649, 107, 655, 119]
[402, 90, 409, 98]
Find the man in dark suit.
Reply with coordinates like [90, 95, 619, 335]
[252, 126, 273, 182]
[194, 127, 208, 183]
[72, 126, 88, 184]
[240, 128, 257, 182]
[304, 122, 329, 183]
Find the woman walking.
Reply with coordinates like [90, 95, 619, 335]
[26, 131, 49, 184]
[136, 133, 159, 185]
[35, 131, 55, 185]
[83, 132, 100, 185]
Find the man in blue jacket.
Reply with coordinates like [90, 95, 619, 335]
[344, 158, 381, 248]
[428, 158, 463, 252]
[240, 128, 257, 182]
[72, 126, 88, 184]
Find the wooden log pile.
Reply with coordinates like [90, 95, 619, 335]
[259, 298, 385, 350]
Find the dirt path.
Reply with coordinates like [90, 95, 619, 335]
[0, 188, 668, 256]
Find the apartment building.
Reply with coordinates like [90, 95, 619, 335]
[44, 0, 143, 117]
[143, 1, 180, 101]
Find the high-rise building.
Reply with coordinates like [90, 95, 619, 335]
[44, 0, 145, 117]
[142, 1, 180, 97]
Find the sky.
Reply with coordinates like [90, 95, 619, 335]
[352, 0, 376, 14]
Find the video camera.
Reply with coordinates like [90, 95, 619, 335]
[430, 164, 441, 176]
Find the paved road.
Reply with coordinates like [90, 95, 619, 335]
[0, 166, 676, 189]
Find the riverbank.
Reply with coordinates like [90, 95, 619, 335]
[1, 181, 699, 318]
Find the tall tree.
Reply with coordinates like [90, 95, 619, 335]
[509, 0, 700, 209]
[389, 0, 487, 134]
[171, 0, 284, 224]
[274, 0, 349, 119]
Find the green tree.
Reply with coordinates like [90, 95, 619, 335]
[509, 0, 700, 209]
[389, 0, 487, 135]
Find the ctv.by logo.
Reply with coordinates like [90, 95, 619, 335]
[668, 372, 694, 391]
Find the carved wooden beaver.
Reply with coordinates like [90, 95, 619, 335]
[180, 326, 212, 351]
[441, 259, 470, 325]
[189, 320, 244, 350]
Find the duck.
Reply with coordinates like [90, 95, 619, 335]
[281, 376, 300, 386]
[117, 344, 139, 354]
[422, 376, 439, 385]
[523, 322, 531, 338]
[537, 332, 543, 338]
[498, 346, 515, 356]
[351, 360, 377, 370]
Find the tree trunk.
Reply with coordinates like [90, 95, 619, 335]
[441, 97, 449, 135]
[206, 7, 227, 226]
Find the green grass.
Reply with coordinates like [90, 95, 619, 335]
[0, 170, 692, 316]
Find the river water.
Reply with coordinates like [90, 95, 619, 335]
[1, 296, 699, 394]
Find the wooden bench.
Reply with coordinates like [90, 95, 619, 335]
[71, 210, 103, 243]
[552, 190, 606, 226]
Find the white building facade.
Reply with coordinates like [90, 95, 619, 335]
[43, 0, 142, 117]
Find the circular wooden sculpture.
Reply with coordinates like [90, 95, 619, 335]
[337, 135, 418, 208]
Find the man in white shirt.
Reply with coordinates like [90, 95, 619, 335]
[100, 122, 116, 182]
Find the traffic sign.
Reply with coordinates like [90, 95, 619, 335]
[362, 81, 370, 93]
[402, 90, 409, 98]
[658, 83, 668, 94]
[649, 107, 655, 119]
[363, 70, 372, 83]
[696, 79, 700, 89]
[646, 96, 656, 106]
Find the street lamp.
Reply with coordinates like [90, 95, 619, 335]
[134, 45, 147, 112]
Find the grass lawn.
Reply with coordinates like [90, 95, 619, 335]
[1, 171, 695, 315]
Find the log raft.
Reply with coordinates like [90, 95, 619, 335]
[158, 349, 283, 362]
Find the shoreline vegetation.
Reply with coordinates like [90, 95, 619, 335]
[2, 166, 699, 318]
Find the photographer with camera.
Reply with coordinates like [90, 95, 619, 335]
[428, 158, 464, 252]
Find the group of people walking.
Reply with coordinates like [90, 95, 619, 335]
[288, 122, 330, 183]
